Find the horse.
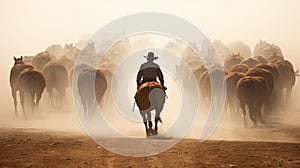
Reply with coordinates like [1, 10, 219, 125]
[16, 68, 46, 114]
[43, 60, 69, 109]
[135, 82, 166, 137]
[9, 56, 34, 114]
[77, 69, 107, 120]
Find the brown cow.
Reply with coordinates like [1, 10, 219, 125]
[240, 58, 260, 68]
[77, 69, 107, 120]
[212, 40, 232, 61]
[223, 53, 243, 71]
[199, 68, 226, 111]
[267, 53, 284, 62]
[273, 60, 296, 109]
[255, 63, 281, 113]
[237, 76, 269, 127]
[228, 41, 251, 58]
[263, 44, 283, 58]
[253, 40, 269, 56]
[245, 68, 274, 117]
[32, 51, 54, 70]
[43, 60, 69, 108]
[252, 56, 268, 64]
[228, 64, 249, 73]
[59, 56, 75, 73]
[225, 72, 244, 115]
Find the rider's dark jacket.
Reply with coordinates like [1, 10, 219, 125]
[136, 61, 164, 88]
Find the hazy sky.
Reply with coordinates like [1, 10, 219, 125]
[1, 0, 300, 56]
[1, 0, 300, 102]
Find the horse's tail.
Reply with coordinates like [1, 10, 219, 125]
[157, 116, 163, 124]
[295, 66, 300, 76]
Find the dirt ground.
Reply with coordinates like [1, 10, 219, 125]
[0, 127, 299, 168]
[1, 71, 300, 168]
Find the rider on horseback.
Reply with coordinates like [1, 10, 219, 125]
[136, 52, 167, 90]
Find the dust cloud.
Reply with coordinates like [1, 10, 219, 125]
[1, 33, 300, 144]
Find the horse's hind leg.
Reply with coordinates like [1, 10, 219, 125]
[154, 117, 160, 135]
[146, 111, 152, 129]
[146, 111, 156, 135]
[19, 91, 25, 115]
[12, 88, 18, 115]
[140, 110, 150, 137]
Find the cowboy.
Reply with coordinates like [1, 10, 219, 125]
[136, 52, 167, 90]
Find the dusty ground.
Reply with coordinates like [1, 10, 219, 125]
[1, 79, 300, 167]
[0, 127, 299, 168]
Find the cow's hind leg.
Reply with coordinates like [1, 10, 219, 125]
[29, 91, 35, 113]
[240, 101, 247, 127]
[47, 87, 55, 108]
[256, 103, 266, 125]
[285, 86, 293, 109]
[35, 90, 43, 110]
[248, 103, 257, 127]
[80, 97, 88, 121]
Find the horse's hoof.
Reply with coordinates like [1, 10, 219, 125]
[148, 129, 156, 136]
[146, 130, 151, 137]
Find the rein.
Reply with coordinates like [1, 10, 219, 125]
[132, 101, 136, 112]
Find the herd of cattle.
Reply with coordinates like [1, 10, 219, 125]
[177, 40, 298, 127]
[9, 39, 298, 127]
[9, 42, 114, 117]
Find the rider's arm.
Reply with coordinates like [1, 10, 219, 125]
[157, 68, 164, 86]
[136, 67, 143, 87]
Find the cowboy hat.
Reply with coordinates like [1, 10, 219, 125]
[143, 52, 158, 60]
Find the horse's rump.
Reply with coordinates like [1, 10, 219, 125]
[135, 82, 165, 111]
[16, 68, 46, 99]
[10, 64, 34, 89]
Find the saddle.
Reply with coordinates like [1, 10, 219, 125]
[134, 82, 165, 111]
